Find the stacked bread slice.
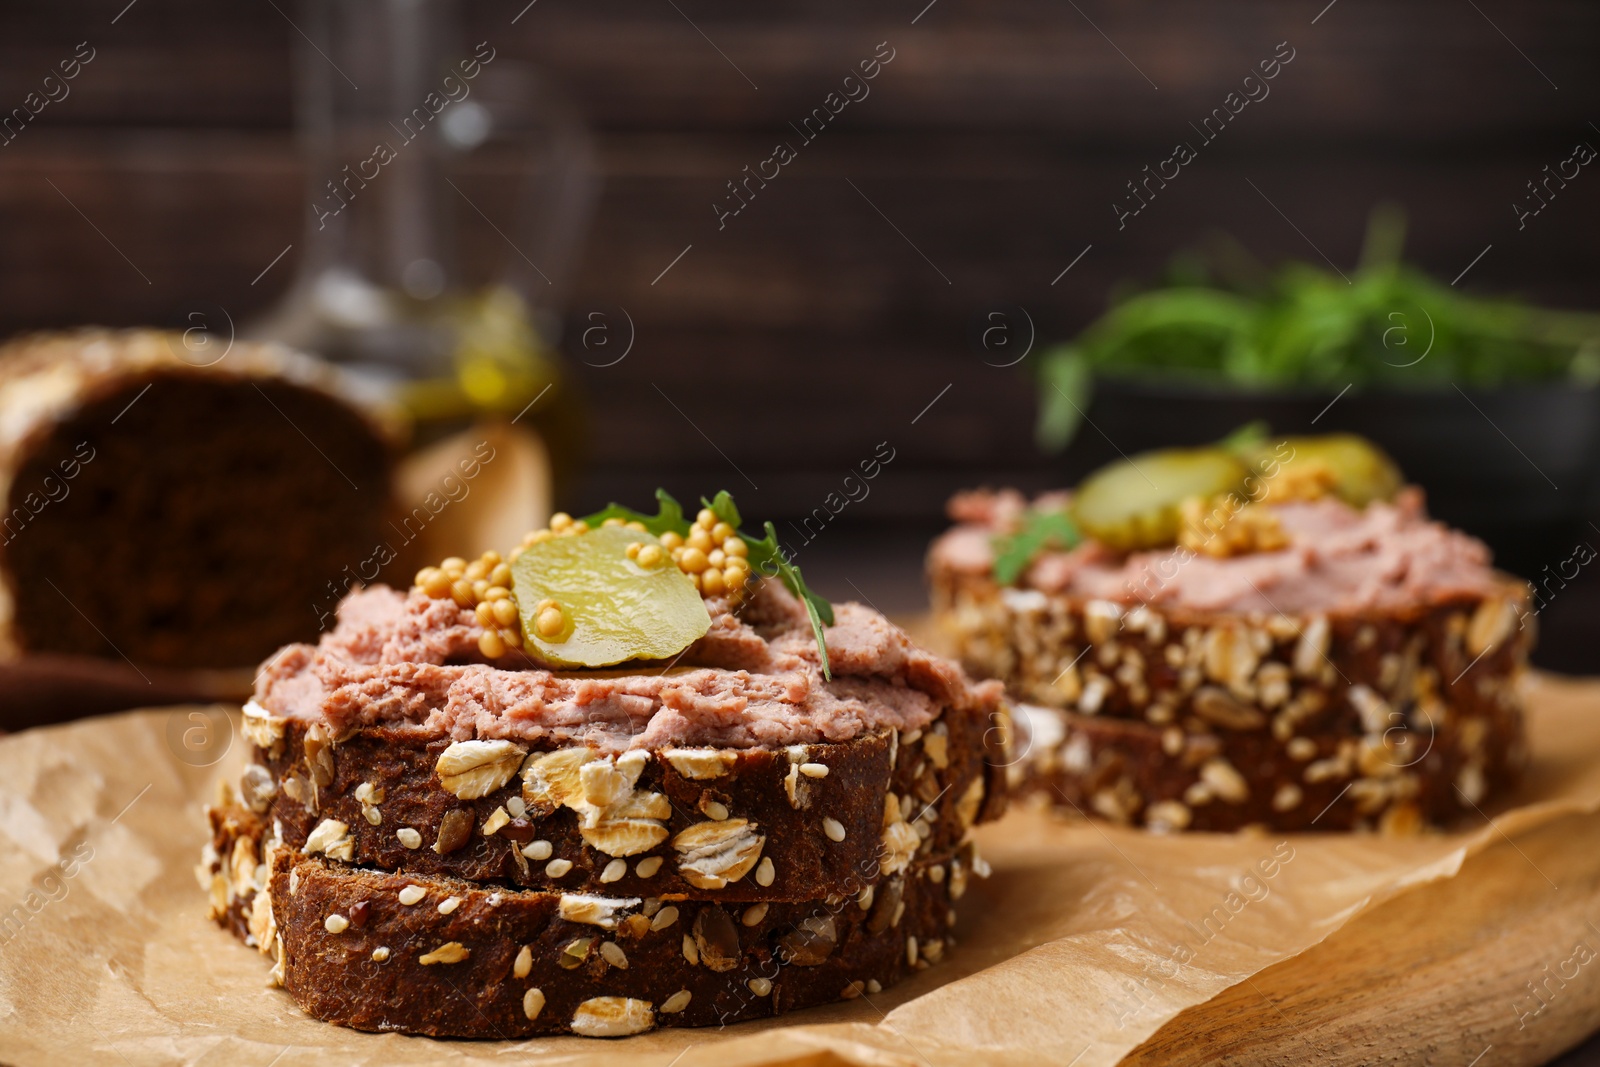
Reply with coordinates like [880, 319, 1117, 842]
[929, 489, 1531, 833]
[202, 579, 1007, 1037]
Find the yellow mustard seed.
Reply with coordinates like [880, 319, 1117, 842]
[479, 629, 507, 658]
[660, 531, 684, 551]
[492, 599, 519, 627]
[550, 512, 572, 530]
[570, 520, 590, 534]
[686, 527, 713, 552]
[502, 625, 523, 649]
[464, 559, 488, 582]
[451, 579, 476, 607]
[472, 579, 490, 599]
[625, 542, 642, 560]
[696, 508, 718, 529]
[686, 571, 701, 591]
[535, 605, 566, 639]
[710, 522, 734, 543]
[603, 517, 625, 527]
[708, 549, 726, 568]
[724, 537, 748, 558]
[489, 563, 511, 587]
[679, 547, 709, 573]
[724, 566, 747, 593]
[637, 544, 665, 569]
[626, 521, 647, 532]
[441, 556, 467, 574]
[484, 585, 510, 601]
[421, 570, 453, 599]
[701, 568, 726, 596]
[475, 602, 497, 627]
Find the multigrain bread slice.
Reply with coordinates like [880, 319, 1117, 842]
[0, 329, 398, 669]
[931, 488, 1531, 831]
[238, 579, 1009, 900]
[240, 714, 999, 901]
[943, 586, 1527, 832]
[203, 806, 982, 1037]
[1007, 700, 1522, 833]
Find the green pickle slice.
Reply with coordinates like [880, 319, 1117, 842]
[1249, 434, 1403, 508]
[1071, 447, 1249, 550]
[510, 525, 710, 668]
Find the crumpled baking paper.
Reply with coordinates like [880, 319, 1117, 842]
[0, 674, 1596, 1067]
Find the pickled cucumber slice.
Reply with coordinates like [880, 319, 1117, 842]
[1071, 447, 1249, 550]
[510, 525, 710, 668]
[1249, 434, 1403, 507]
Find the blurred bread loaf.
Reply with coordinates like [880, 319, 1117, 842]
[0, 329, 398, 669]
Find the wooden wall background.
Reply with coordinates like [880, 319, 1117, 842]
[2, 0, 1600, 664]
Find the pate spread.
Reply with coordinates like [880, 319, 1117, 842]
[254, 579, 999, 751]
[930, 487, 1509, 616]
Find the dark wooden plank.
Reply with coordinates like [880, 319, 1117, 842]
[1, 128, 1595, 349]
[0, 0, 1595, 138]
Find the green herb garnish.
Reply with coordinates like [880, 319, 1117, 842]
[992, 510, 1082, 585]
[1034, 205, 1600, 452]
[582, 488, 688, 536]
[581, 490, 835, 679]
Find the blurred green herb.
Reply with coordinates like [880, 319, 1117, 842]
[581, 490, 835, 678]
[1036, 206, 1600, 452]
[1216, 420, 1270, 453]
[992, 510, 1081, 586]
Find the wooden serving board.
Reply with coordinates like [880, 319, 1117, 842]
[1126, 804, 1600, 1066]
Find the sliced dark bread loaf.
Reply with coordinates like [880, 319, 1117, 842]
[0, 329, 397, 669]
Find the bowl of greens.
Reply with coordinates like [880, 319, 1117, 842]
[1035, 207, 1600, 581]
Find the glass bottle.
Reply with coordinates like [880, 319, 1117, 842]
[249, 0, 595, 491]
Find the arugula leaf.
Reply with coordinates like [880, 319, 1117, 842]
[581, 490, 835, 679]
[702, 491, 742, 530]
[742, 520, 834, 679]
[992, 510, 1081, 586]
[581, 488, 688, 536]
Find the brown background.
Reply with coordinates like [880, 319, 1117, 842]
[2, 0, 1599, 666]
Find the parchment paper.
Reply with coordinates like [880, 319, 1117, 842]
[0, 674, 1596, 1067]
